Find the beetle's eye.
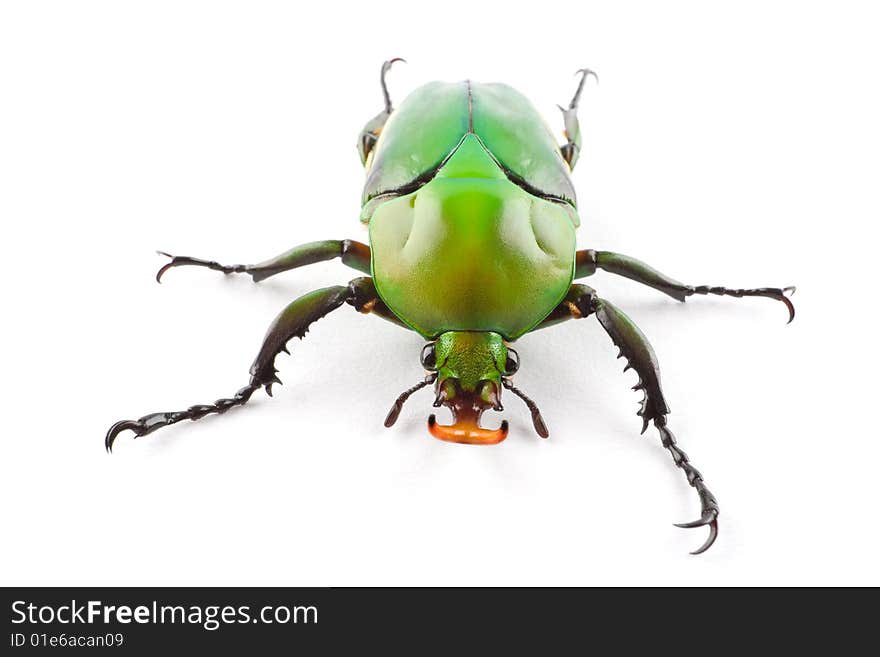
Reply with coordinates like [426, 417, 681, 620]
[504, 349, 520, 375]
[420, 343, 438, 370]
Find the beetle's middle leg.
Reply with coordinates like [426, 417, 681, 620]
[105, 276, 400, 451]
[575, 249, 797, 323]
[156, 239, 371, 283]
[536, 284, 720, 554]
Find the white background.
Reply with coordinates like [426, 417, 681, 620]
[1, 1, 878, 586]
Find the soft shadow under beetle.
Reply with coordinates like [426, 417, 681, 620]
[107, 60, 796, 554]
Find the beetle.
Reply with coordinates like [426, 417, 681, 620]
[106, 60, 795, 554]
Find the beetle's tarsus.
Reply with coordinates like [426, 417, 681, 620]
[155, 251, 175, 283]
[558, 68, 597, 169]
[581, 250, 797, 324]
[674, 510, 718, 529]
[675, 508, 720, 555]
[569, 68, 598, 110]
[154, 251, 248, 283]
[685, 284, 797, 323]
[104, 420, 143, 453]
[105, 382, 262, 452]
[656, 417, 720, 555]
[381, 58, 406, 113]
[782, 286, 797, 323]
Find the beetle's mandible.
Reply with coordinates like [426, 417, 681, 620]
[107, 60, 796, 555]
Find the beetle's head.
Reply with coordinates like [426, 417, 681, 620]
[384, 331, 548, 444]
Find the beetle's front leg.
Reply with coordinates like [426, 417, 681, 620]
[105, 277, 392, 451]
[575, 249, 797, 323]
[553, 284, 720, 554]
[156, 239, 371, 283]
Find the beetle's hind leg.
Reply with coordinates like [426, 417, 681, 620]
[557, 68, 597, 170]
[105, 277, 388, 451]
[155, 239, 371, 283]
[357, 58, 405, 165]
[545, 284, 720, 554]
[575, 249, 797, 323]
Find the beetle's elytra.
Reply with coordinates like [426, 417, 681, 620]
[108, 60, 795, 554]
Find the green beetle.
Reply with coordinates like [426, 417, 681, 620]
[107, 60, 795, 554]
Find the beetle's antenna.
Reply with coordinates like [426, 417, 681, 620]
[502, 379, 549, 438]
[385, 372, 436, 427]
[381, 58, 406, 114]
